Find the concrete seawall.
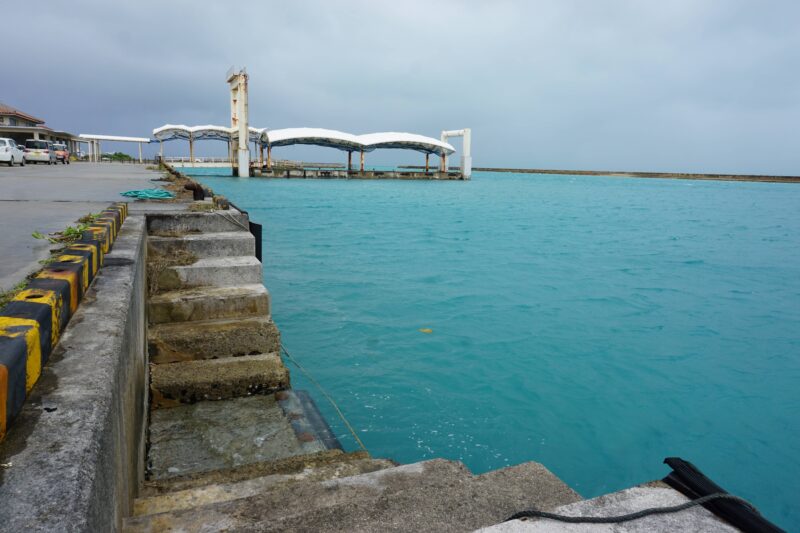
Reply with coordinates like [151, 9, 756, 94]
[0, 214, 147, 531]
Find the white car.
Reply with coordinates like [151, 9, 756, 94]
[0, 138, 25, 166]
[24, 139, 56, 164]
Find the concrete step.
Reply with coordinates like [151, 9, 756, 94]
[155, 256, 262, 291]
[141, 450, 391, 496]
[148, 231, 255, 259]
[133, 454, 396, 517]
[125, 459, 581, 532]
[148, 284, 269, 324]
[147, 210, 250, 235]
[148, 316, 280, 363]
[477, 481, 737, 532]
[150, 353, 289, 408]
[146, 394, 330, 481]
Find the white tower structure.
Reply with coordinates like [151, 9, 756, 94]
[227, 67, 250, 177]
[440, 128, 472, 178]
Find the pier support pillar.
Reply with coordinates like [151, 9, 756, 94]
[348, 151, 353, 172]
[360, 150, 365, 172]
[425, 153, 429, 173]
[259, 144, 264, 168]
[267, 145, 272, 169]
[228, 67, 250, 177]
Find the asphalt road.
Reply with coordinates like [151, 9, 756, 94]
[0, 162, 161, 291]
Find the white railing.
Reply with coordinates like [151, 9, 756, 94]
[163, 157, 232, 163]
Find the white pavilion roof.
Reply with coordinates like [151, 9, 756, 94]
[152, 125, 455, 156]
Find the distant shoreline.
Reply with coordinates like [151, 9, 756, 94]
[400, 166, 800, 183]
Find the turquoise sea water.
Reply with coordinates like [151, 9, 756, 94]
[189, 169, 800, 529]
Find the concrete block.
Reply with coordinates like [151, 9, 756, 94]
[156, 256, 262, 290]
[150, 352, 289, 407]
[148, 284, 269, 324]
[477, 482, 737, 532]
[148, 316, 280, 363]
[148, 231, 255, 259]
[147, 210, 250, 235]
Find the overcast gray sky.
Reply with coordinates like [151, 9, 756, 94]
[3, 1, 798, 173]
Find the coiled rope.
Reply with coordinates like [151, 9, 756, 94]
[506, 492, 759, 524]
[280, 343, 368, 452]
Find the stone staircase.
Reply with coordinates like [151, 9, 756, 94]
[125, 207, 584, 532]
[122, 206, 741, 532]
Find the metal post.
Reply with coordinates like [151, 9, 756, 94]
[189, 135, 194, 167]
[360, 150, 365, 172]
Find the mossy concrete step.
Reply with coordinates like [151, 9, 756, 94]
[150, 353, 289, 408]
[155, 256, 262, 291]
[148, 284, 269, 324]
[125, 459, 581, 532]
[148, 231, 255, 259]
[147, 210, 250, 235]
[148, 316, 280, 363]
[146, 394, 330, 482]
[141, 450, 391, 497]
[133, 455, 395, 517]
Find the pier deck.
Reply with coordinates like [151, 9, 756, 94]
[0, 162, 160, 291]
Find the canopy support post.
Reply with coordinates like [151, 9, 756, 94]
[138, 142, 143, 163]
[360, 150, 365, 172]
[189, 135, 194, 167]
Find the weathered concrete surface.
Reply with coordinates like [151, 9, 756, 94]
[141, 449, 394, 495]
[134, 455, 395, 517]
[147, 210, 250, 234]
[150, 352, 289, 407]
[147, 394, 315, 481]
[155, 255, 262, 290]
[0, 162, 159, 291]
[476, 482, 738, 532]
[148, 284, 269, 324]
[147, 231, 255, 259]
[0, 215, 148, 532]
[148, 316, 280, 363]
[125, 459, 580, 532]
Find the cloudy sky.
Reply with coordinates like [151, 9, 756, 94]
[3, 1, 798, 173]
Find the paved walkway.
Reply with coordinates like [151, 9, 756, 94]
[0, 162, 161, 290]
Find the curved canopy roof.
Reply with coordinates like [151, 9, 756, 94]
[266, 128, 363, 151]
[153, 124, 266, 144]
[152, 125, 455, 156]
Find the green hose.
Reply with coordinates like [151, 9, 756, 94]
[120, 189, 175, 200]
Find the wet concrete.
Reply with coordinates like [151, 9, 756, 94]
[147, 394, 308, 480]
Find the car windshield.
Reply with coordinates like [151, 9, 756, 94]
[53, 145, 66, 150]
[25, 140, 49, 149]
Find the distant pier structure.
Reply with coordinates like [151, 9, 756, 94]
[153, 68, 471, 180]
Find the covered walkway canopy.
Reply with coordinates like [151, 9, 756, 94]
[152, 124, 456, 171]
[79, 133, 151, 163]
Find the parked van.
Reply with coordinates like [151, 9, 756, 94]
[24, 139, 57, 164]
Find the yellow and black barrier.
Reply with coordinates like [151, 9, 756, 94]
[0, 202, 128, 440]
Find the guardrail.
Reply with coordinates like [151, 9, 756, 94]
[163, 157, 232, 163]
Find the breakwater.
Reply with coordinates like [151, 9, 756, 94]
[474, 167, 800, 183]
